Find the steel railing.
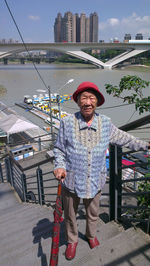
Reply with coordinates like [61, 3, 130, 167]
[0, 144, 149, 232]
[0, 154, 57, 206]
[108, 144, 150, 233]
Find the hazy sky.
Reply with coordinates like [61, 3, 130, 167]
[1, 0, 150, 42]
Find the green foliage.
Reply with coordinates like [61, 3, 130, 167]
[137, 158, 150, 219]
[105, 75, 150, 114]
[105, 75, 150, 221]
[55, 54, 87, 64]
[100, 49, 123, 61]
[83, 49, 123, 61]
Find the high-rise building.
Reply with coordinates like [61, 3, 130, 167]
[75, 13, 80, 42]
[72, 14, 76, 42]
[62, 12, 76, 42]
[54, 13, 62, 42]
[90, 12, 98, 42]
[124, 33, 131, 42]
[80, 13, 86, 42]
[135, 33, 143, 40]
[54, 12, 99, 43]
[85, 17, 90, 42]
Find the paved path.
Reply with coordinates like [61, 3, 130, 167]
[0, 182, 150, 266]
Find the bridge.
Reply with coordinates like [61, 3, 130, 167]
[0, 40, 150, 69]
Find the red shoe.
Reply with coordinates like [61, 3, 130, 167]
[88, 237, 100, 249]
[65, 242, 78, 260]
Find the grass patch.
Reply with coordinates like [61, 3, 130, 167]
[0, 85, 7, 96]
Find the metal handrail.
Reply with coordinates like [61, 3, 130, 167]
[1, 143, 149, 232]
[109, 144, 150, 233]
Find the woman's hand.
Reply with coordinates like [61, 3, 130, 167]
[54, 168, 67, 182]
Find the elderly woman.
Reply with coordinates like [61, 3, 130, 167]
[53, 81, 150, 261]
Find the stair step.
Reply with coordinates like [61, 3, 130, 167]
[56, 220, 125, 266]
[1, 204, 52, 226]
[68, 227, 150, 266]
[1, 183, 150, 266]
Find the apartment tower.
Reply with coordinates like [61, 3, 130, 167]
[54, 13, 62, 42]
[54, 12, 98, 43]
[90, 12, 98, 42]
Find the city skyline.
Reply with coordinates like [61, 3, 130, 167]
[1, 0, 150, 43]
[54, 12, 98, 43]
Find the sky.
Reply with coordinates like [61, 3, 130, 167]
[1, 0, 150, 43]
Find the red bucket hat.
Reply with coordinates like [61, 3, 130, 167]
[72, 81, 105, 107]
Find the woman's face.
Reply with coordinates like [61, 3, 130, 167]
[78, 90, 98, 120]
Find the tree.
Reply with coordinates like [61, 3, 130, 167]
[105, 75, 150, 222]
[105, 75, 150, 114]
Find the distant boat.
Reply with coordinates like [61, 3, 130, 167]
[23, 92, 71, 121]
[24, 95, 33, 104]
[29, 92, 72, 104]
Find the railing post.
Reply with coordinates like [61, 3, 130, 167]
[0, 163, 4, 182]
[38, 137, 41, 151]
[21, 173, 27, 202]
[133, 171, 137, 191]
[5, 157, 14, 186]
[36, 167, 45, 205]
[109, 144, 116, 221]
[5, 157, 10, 183]
[117, 146, 122, 222]
[109, 144, 122, 221]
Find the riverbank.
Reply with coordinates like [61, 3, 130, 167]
[121, 64, 150, 72]
[1, 59, 150, 69]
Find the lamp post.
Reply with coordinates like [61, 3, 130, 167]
[47, 86, 54, 140]
[56, 94, 61, 120]
[57, 79, 74, 93]
[36, 88, 54, 144]
[56, 79, 74, 120]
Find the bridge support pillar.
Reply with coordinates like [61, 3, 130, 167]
[3, 58, 8, 65]
[103, 64, 112, 70]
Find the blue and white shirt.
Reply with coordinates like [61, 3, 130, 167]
[54, 112, 148, 199]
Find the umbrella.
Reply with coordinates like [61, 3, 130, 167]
[49, 182, 63, 266]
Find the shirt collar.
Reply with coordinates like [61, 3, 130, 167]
[76, 112, 98, 130]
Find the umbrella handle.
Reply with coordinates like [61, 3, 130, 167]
[57, 181, 62, 197]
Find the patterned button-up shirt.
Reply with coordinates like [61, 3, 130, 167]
[54, 112, 148, 199]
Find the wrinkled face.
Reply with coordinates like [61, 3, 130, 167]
[78, 90, 98, 119]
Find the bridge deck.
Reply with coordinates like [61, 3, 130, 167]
[1, 41, 150, 69]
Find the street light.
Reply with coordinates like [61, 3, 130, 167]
[56, 78, 74, 120]
[36, 88, 54, 141]
[36, 88, 54, 145]
[47, 86, 54, 140]
[36, 89, 46, 93]
[57, 79, 74, 92]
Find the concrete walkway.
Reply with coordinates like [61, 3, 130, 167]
[0, 182, 150, 266]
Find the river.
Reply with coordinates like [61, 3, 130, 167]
[0, 63, 149, 139]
